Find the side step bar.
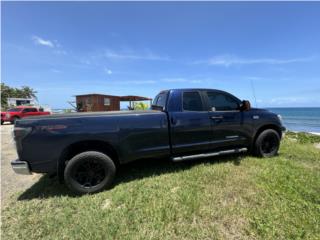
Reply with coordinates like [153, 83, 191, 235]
[172, 148, 247, 162]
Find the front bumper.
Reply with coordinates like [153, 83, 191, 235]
[11, 160, 32, 175]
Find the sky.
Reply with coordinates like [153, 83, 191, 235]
[2, 1, 320, 108]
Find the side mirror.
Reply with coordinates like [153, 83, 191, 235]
[151, 105, 164, 111]
[240, 100, 251, 111]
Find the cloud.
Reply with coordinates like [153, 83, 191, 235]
[32, 36, 55, 48]
[266, 96, 311, 106]
[53, 49, 67, 55]
[195, 54, 314, 67]
[161, 78, 203, 84]
[125, 80, 156, 84]
[162, 78, 187, 83]
[51, 69, 61, 73]
[104, 49, 170, 61]
[245, 76, 263, 81]
[104, 68, 112, 75]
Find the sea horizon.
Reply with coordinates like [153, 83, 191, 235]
[267, 107, 320, 134]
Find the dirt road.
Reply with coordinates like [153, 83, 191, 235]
[1, 124, 40, 207]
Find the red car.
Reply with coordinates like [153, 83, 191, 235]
[1, 106, 51, 124]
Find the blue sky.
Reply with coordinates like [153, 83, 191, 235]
[2, 2, 320, 108]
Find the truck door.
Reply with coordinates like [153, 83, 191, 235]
[22, 108, 38, 117]
[170, 91, 212, 155]
[205, 91, 248, 149]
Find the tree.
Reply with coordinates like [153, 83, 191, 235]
[133, 102, 149, 110]
[1, 83, 38, 110]
[20, 86, 37, 99]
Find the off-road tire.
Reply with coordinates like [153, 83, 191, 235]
[254, 129, 280, 157]
[64, 151, 116, 194]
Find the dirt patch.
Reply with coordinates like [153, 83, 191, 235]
[314, 143, 320, 149]
[1, 124, 41, 208]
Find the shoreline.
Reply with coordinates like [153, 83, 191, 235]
[288, 130, 320, 136]
[309, 132, 320, 136]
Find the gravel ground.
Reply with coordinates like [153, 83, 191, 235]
[1, 124, 40, 208]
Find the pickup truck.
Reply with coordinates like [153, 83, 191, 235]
[11, 89, 285, 194]
[1, 106, 51, 124]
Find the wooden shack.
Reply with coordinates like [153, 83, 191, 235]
[76, 94, 120, 112]
[75, 94, 152, 112]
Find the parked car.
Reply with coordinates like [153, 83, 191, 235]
[1, 106, 51, 124]
[11, 89, 285, 194]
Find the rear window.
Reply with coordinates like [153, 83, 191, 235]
[183, 92, 203, 111]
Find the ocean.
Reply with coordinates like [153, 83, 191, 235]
[267, 108, 320, 133]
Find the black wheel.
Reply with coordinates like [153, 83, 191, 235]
[254, 129, 280, 157]
[64, 151, 116, 194]
[1, 120, 3, 125]
[11, 116, 19, 124]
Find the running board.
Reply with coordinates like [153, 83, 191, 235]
[172, 148, 247, 162]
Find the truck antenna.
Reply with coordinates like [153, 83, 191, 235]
[250, 79, 257, 107]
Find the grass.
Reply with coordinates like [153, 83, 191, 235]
[2, 133, 320, 239]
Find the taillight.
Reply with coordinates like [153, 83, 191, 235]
[13, 127, 32, 140]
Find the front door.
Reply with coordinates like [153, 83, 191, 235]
[205, 91, 247, 149]
[170, 91, 212, 155]
[22, 108, 39, 117]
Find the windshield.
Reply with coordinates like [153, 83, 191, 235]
[8, 108, 22, 112]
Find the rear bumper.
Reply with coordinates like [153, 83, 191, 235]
[11, 160, 32, 175]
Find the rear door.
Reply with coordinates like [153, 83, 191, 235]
[205, 91, 248, 149]
[170, 91, 212, 155]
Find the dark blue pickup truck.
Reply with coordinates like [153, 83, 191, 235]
[12, 89, 285, 194]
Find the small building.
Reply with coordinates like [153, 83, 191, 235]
[7, 98, 37, 107]
[75, 94, 152, 112]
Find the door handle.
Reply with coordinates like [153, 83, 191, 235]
[210, 116, 223, 120]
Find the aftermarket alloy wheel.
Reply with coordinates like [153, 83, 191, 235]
[254, 129, 280, 157]
[64, 151, 116, 194]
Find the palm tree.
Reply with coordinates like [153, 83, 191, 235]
[20, 86, 38, 99]
[1, 83, 38, 110]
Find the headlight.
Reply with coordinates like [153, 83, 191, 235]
[277, 114, 283, 123]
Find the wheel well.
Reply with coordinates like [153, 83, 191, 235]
[58, 140, 119, 182]
[253, 124, 282, 144]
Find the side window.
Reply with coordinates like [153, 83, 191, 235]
[183, 92, 203, 111]
[153, 92, 167, 108]
[207, 92, 239, 111]
[29, 108, 37, 112]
